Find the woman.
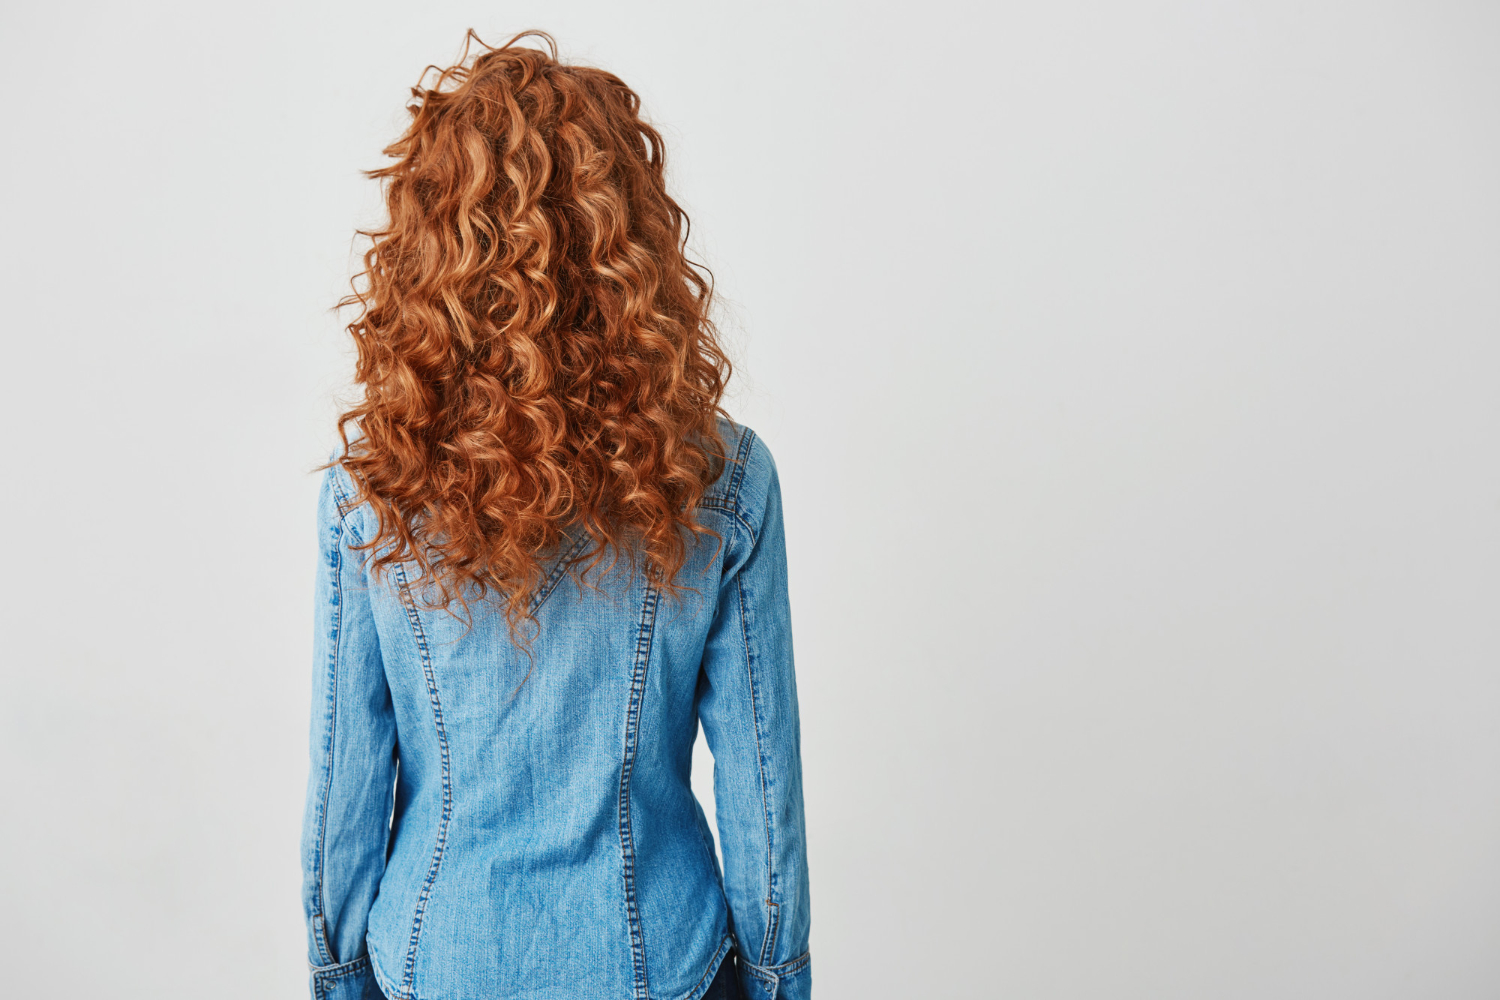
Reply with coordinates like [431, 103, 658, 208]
[299, 31, 810, 1000]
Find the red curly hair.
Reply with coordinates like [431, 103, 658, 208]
[334, 30, 731, 633]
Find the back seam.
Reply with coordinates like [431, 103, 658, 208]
[618, 581, 660, 1000]
[393, 564, 453, 1000]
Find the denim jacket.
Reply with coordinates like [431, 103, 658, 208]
[301, 421, 811, 1000]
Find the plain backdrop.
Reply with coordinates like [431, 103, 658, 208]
[2, 1, 1498, 997]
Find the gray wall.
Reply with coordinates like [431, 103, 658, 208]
[2, 2, 1497, 997]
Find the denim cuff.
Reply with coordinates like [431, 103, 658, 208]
[309, 954, 383, 1000]
[738, 950, 811, 1000]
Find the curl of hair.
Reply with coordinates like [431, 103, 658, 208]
[333, 30, 731, 638]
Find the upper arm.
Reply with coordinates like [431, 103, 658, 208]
[301, 463, 397, 968]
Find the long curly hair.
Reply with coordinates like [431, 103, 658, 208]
[334, 30, 731, 635]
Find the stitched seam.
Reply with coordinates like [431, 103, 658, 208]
[328, 468, 359, 529]
[310, 513, 343, 968]
[741, 950, 810, 983]
[330, 470, 353, 511]
[311, 953, 371, 977]
[673, 935, 734, 1000]
[697, 499, 758, 545]
[725, 426, 756, 510]
[760, 950, 810, 976]
[734, 573, 779, 963]
[329, 464, 355, 515]
[394, 563, 452, 998]
[368, 942, 417, 1000]
[311, 915, 331, 969]
[758, 901, 780, 967]
[618, 581, 660, 1000]
[311, 953, 371, 1000]
[698, 423, 754, 510]
[530, 532, 589, 617]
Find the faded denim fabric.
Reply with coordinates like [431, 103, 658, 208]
[301, 421, 811, 1000]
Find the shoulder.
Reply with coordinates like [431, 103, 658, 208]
[317, 451, 371, 542]
[705, 416, 781, 524]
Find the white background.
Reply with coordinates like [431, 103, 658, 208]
[2, 2, 1498, 997]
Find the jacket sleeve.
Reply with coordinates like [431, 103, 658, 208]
[300, 465, 395, 1000]
[697, 433, 812, 1000]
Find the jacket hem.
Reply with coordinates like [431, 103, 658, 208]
[670, 934, 735, 1000]
[310, 953, 380, 1000]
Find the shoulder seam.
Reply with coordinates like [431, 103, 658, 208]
[326, 463, 368, 545]
[725, 425, 757, 513]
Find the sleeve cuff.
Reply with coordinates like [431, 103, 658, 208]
[309, 954, 384, 1000]
[738, 950, 811, 1000]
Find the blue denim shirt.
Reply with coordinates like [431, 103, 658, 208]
[301, 421, 811, 1000]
